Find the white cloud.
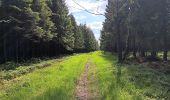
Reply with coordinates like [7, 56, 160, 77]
[65, 0, 108, 41]
[65, 0, 108, 14]
[87, 21, 103, 30]
[65, 0, 83, 13]
[74, 15, 86, 20]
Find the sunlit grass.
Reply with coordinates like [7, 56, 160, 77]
[0, 51, 170, 100]
[92, 51, 120, 100]
[0, 53, 89, 100]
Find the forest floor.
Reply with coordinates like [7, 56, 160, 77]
[0, 51, 170, 100]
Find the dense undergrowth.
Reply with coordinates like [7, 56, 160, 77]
[0, 56, 68, 81]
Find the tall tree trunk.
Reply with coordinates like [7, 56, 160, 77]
[163, 27, 168, 61]
[117, 22, 123, 63]
[140, 50, 145, 57]
[163, 25, 168, 61]
[139, 40, 145, 57]
[123, 27, 131, 60]
[3, 34, 7, 62]
[163, 0, 168, 61]
[139, 30, 146, 57]
[16, 32, 19, 63]
[132, 30, 137, 58]
[151, 38, 157, 59]
[163, 45, 168, 61]
[116, 0, 123, 63]
[123, 8, 132, 61]
[151, 51, 157, 59]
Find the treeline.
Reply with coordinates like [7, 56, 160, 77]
[0, 0, 98, 63]
[101, 0, 170, 62]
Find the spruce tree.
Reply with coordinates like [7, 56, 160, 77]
[50, 0, 74, 51]
[70, 14, 84, 51]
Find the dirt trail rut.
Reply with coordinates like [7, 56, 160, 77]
[75, 59, 100, 100]
[75, 61, 90, 100]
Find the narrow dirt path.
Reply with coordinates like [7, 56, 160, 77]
[75, 59, 100, 100]
[87, 62, 100, 100]
[75, 61, 90, 100]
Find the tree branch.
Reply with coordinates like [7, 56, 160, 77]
[71, 0, 105, 16]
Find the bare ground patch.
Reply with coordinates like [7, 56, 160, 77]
[75, 61, 90, 100]
[87, 61, 100, 100]
[75, 60, 100, 100]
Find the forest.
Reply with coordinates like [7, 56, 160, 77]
[101, 0, 170, 62]
[0, 0, 170, 100]
[0, 0, 99, 63]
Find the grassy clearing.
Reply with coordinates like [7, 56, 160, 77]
[0, 53, 89, 100]
[0, 51, 170, 100]
[92, 51, 170, 100]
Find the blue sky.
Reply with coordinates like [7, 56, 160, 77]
[65, 0, 108, 41]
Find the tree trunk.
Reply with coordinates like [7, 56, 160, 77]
[140, 50, 145, 57]
[116, 0, 123, 63]
[123, 27, 131, 60]
[3, 34, 7, 62]
[163, 0, 168, 61]
[151, 51, 157, 59]
[151, 38, 157, 59]
[16, 38, 18, 63]
[163, 30, 168, 61]
[117, 22, 123, 63]
[163, 50, 168, 61]
[139, 42, 145, 57]
[132, 30, 137, 58]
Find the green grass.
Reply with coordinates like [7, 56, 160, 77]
[0, 59, 58, 80]
[0, 53, 89, 100]
[92, 51, 170, 100]
[92, 51, 120, 100]
[87, 59, 100, 99]
[0, 51, 170, 100]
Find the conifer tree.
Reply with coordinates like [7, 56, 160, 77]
[50, 0, 74, 51]
[70, 14, 84, 52]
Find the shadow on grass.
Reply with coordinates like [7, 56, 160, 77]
[103, 65, 122, 100]
[116, 64, 122, 83]
[99, 51, 122, 83]
[125, 63, 170, 99]
[101, 52, 170, 99]
[98, 52, 122, 100]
